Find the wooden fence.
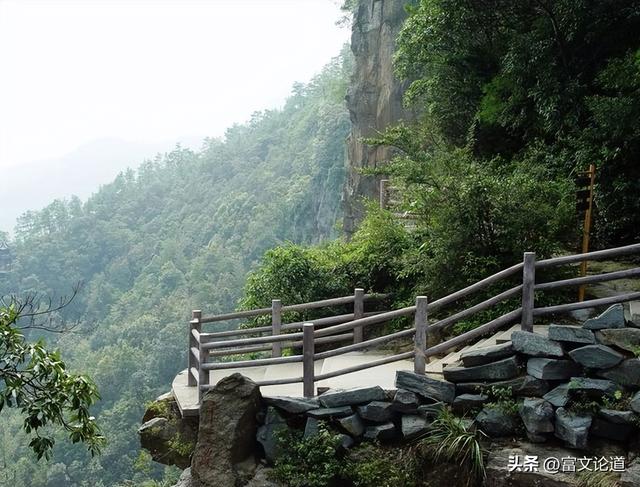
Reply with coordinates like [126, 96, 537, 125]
[187, 243, 640, 400]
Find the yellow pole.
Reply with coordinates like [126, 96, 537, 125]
[578, 164, 596, 302]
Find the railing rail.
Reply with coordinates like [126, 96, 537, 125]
[187, 243, 640, 401]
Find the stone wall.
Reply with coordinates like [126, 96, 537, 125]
[142, 304, 640, 486]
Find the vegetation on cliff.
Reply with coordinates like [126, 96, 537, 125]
[243, 0, 640, 327]
[0, 47, 352, 487]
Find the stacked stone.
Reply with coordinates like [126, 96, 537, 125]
[256, 379, 450, 461]
[437, 304, 640, 449]
[255, 304, 640, 460]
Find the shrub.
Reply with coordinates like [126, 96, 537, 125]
[268, 424, 345, 487]
[418, 408, 487, 484]
[347, 443, 417, 487]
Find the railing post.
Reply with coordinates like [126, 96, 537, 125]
[198, 340, 209, 403]
[379, 179, 389, 209]
[414, 296, 428, 375]
[303, 323, 315, 398]
[188, 310, 201, 386]
[272, 299, 282, 357]
[353, 288, 364, 343]
[521, 252, 536, 332]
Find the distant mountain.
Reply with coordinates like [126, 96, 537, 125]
[0, 136, 204, 233]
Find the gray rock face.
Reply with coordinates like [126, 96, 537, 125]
[475, 408, 520, 437]
[596, 327, 640, 352]
[343, 0, 415, 235]
[554, 407, 592, 449]
[391, 389, 419, 412]
[568, 344, 624, 369]
[455, 375, 548, 397]
[583, 304, 626, 330]
[400, 414, 430, 440]
[597, 359, 640, 387]
[599, 409, 636, 424]
[567, 377, 619, 398]
[319, 386, 386, 407]
[257, 409, 287, 463]
[548, 324, 596, 344]
[304, 418, 320, 438]
[395, 370, 456, 403]
[527, 358, 582, 380]
[338, 434, 354, 450]
[192, 373, 262, 487]
[519, 398, 554, 434]
[630, 391, 640, 414]
[511, 331, 564, 358]
[306, 407, 353, 419]
[452, 393, 488, 413]
[363, 423, 397, 442]
[339, 414, 365, 437]
[139, 394, 198, 469]
[244, 465, 283, 487]
[356, 401, 393, 423]
[171, 468, 193, 487]
[443, 356, 520, 383]
[543, 384, 571, 408]
[264, 396, 319, 414]
[460, 342, 515, 367]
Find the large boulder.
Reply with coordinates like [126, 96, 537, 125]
[455, 375, 548, 397]
[318, 386, 385, 407]
[395, 370, 456, 403]
[401, 415, 430, 440]
[391, 389, 419, 412]
[543, 384, 571, 408]
[306, 406, 353, 419]
[363, 423, 397, 442]
[338, 414, 365, 437]
[264, 396, 319, 414]
[527, 358, 581, 380]
[554, 408, 592, 449]
[138, 393, 197, 469]
[356, 401, 394, 423]
[519, 398, 554, 435]
[583, 304, 626, 330]
[548, 324, 595, 345]
[460, 342, 515, 367]
[475, 407, 520, 437]
[568, 344, 624, 369]
[442, 356, 520, 383]
[597, 359, 640, 387]
[257, 407, 288, 463]
[171, 468, 194, 487]
[596, 327, 640, 353]
[567, 377, 618, 398]
[452, 393, 488, 413]
[511, 331, 564, 358]
[191, 373, 262, 487]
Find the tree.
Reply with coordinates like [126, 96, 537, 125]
[0, 302, 104, 460]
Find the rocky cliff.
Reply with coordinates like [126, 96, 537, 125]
[343, 0, 416, 235]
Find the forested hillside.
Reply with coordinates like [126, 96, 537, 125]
[0, 48, 352, 487]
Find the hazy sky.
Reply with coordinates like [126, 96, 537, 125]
[0, 0, 350, 170]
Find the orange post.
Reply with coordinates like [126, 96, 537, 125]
[578, 164, 596, 302]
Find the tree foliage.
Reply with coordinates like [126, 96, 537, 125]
[0, 305, 104, 460]
[0, 47, 352, 486]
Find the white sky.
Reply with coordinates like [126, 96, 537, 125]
[0, 0, 350, 170]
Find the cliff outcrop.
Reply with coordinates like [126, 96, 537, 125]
[343, 0, 415, 235]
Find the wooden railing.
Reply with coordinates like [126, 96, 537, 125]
[187, 243, 640, 401]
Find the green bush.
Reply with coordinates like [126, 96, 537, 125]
[347, 443, 417, 487]
[268, 424, 345, 487]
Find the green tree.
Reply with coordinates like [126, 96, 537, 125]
[0, 304, 104, 460]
